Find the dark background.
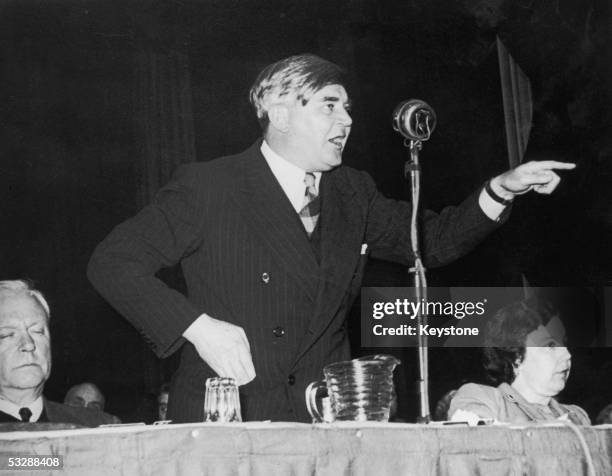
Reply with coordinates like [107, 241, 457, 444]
[1, 0, 611, 422]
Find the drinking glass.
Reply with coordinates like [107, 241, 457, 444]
[204, 377, 242, 422]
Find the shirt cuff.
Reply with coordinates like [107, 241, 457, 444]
[478, 188, 507, 221]
[182, 313, 211, 340]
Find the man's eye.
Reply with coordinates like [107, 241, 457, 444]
[0, 333, 14, 339]
[325, 103, 335, 112]
[31, 328, 45, 335]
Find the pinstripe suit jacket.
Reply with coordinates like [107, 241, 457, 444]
[87, 140, 503, 422]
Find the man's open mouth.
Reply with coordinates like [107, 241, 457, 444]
[328, 136, 345, 148]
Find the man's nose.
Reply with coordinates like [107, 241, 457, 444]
[337, 108, 352, 127]
[19, 332, 36, 352]
[559, 346, 571, 361]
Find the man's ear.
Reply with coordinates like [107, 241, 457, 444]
[268, 105, 289, 133]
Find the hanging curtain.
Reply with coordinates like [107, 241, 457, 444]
[132, 48, 196, 399]
[496, 36, 532, 169]
[134, 49, 196, 206]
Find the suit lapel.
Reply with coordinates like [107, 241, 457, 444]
[42, 398, 56, 422]
[293, 169, 364, 364]
[0, 409, 20, 422]
[231, 143, 320, 301]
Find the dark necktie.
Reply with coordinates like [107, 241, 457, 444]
[19, 407, 32, 422]
[299, 172, 320, 237]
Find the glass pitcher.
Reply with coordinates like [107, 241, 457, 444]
[306, 354, 400, 422]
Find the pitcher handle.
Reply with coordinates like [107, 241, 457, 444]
[305, 380, 326, 423]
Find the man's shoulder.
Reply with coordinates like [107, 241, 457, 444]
[183, 147, 257, 170]
[171, 141, 262, 184]
[44, 400, 119, 427]
[326, 164, 376, 195]
[328, 164, 369, 180]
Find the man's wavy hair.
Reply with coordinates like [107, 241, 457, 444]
[0, 279, 50, 319]
[483, 298, 557, 386]
[248, 54, 348, 132]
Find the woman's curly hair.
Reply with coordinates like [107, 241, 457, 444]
[483, 298, 557, 385]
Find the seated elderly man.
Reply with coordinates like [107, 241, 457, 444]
[449, 298, 590, 425]
[0, 280, 117, 426]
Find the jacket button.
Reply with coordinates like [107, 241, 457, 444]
[261, 272, 270, 284]
[287, 374, 296, 386]
[272, 326, 285, 337]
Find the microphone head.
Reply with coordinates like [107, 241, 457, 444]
[392, 99, 436, 141]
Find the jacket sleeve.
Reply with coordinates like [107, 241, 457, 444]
[448, 383, 500, 421]
[87, 164, 210, 357]
[360, 170, 508, 268]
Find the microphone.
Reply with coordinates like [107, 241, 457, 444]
[392, 99, 436, 142]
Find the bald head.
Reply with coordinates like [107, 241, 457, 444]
[64, 382, 105, 411]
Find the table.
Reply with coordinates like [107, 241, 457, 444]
[1, 422, 611, 475]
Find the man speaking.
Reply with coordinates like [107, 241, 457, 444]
[88, 54, 574, 422]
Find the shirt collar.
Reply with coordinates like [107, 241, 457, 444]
[0, 395, 44, 422]
[260, 140, 321, 213]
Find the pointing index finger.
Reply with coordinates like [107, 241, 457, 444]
[530, 160, 576, 170]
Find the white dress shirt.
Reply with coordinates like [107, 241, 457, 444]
[0, 396, 44, 422]
[260, 141, 321, 213]
[478, 188, 506, 221]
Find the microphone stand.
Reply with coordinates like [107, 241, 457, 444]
[403, 138, 431, 423]
[393, 99, 436, 423]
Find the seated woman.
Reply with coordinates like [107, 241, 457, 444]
[449, 298, 590, 425]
